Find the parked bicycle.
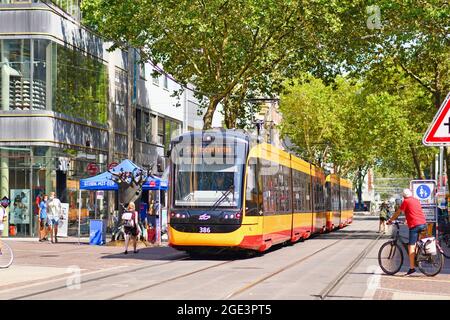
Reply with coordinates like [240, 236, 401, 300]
[378, 220, 446, 277]
[438, 217, 450, 256]
[0, 240, 13, 268]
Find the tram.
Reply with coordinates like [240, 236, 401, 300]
[168, 129, 353, 253]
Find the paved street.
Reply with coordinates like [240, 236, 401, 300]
[1, 215, 449, 300]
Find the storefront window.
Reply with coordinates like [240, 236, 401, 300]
[0, 146, 108, 237]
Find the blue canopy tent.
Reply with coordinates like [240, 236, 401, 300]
[79, 159, 168, 191]
[77, 159, 168, 244]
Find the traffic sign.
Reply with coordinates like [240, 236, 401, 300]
[87, 163, 99, 176]
[423, 92, 450, 145]
[411, 180, 436, 206]
[108, 162, 119, 170]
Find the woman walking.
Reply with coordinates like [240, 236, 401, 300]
[123, 202, 140, 254]
[38, 194, 49, 242]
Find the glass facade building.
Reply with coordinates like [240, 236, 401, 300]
[0, 39, 108, 123]
[0, 0, 187, 238]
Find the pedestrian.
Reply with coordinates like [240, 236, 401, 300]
[39, 194, 49, 242]
[47, 192, 62, 243]
[0, 200, 7, 252]
[387, 188, 427, 276]
[378, 201, 390, 233]
[123, 202, 140, 254]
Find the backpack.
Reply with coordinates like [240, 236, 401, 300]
[122, 211, 136, 228]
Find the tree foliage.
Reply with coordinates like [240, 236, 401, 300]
[82, 0, 364, 128]
[280, 73, 437, 179]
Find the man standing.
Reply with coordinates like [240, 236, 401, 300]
[47, 192, 62, 243]
[387, 188, 427, 276]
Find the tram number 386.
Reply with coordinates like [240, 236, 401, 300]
[199, 227, 211, 233]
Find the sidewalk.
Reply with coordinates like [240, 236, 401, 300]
[0, 237, 180, 292]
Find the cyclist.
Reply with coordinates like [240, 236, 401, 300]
[387, 188, 427, 276]
[0, 202, 6, 254]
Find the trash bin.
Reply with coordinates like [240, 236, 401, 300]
[89, 219, 106, 245]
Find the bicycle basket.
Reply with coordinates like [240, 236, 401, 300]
[420, 237, 437, 255]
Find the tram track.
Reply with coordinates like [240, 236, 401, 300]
[108, 260, 236, 300]
[224, 236, 347, 300]
[8, 253, 188, 300]
[317, 233, 382, 300]
[224, 230, 382, 300]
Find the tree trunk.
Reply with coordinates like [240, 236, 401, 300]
[410, 144, 424, 179]
[203, 97, 221, 130]
[357, 167, 363, 211]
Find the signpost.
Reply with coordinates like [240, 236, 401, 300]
[411, 180, 437, 237]
[422, 92, 450, 238]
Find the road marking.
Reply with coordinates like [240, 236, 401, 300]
[0, 265, 131, 296]
[381, 274, 450, 284]
[377, 287, 450, 299]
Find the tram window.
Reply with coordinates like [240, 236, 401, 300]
[245, 158, 261, 216]
[281, 165, 291, 213]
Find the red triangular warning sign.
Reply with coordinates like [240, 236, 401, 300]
[423, 92, 450, 146]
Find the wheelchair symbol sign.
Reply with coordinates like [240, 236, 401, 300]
[416, 184, 431, 199]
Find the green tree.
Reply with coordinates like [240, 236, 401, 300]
[82, 0, 363, 129]
[279, 73, 436, 206]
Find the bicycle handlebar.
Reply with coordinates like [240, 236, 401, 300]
[387, 220, 404, 226]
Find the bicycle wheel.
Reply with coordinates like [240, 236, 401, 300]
[378, 241, 403, 275]
[417, 252, 444, 277]
[0, 241, 13, 268]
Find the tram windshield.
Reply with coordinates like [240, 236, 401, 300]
[171, 133, 247, 208]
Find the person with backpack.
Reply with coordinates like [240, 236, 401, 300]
[123, 202, 140, 254]
[378, 201, 390, 233]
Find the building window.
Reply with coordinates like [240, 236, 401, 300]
[152, 71, 160, 86]
[139, 63, 146, 80]
[0, 39, 32, 110]
[157, 117, 165, 145]
[163, 75, 168, 90]
[115, 68, 128, 133]
[135, 109, 142, 140]
[51, 0, 81, 20]
[55, 43, 108, 124]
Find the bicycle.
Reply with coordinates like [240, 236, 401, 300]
[0, 240, 14, 268]
[378, 220, 445, 277]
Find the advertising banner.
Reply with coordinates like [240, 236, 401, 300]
[58, 203, 69, 237]
[10, 189, 30, 225]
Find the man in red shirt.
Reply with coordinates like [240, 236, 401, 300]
[387, 188, 427, 276]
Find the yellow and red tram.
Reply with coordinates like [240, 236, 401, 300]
[168, 129, 353, 253]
